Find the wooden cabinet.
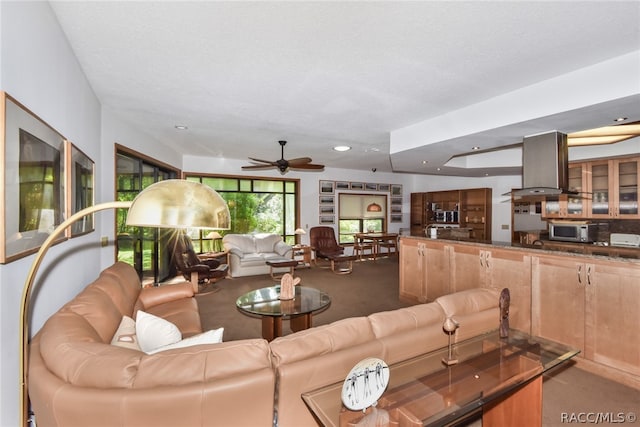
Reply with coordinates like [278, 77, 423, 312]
[543, 163, 588, 218]
[588, 156, 639, 219]
[532, 253, 640, 377]
[410, 193, 427, 236]
[410, 188, 492, 240]
[543, 155, 639, 219]
[398, 238, 427, 303]
[449, 245, 531, 332]
[584, 259, 640, 376]
[398, 238, 450, 303]
[531, 254, 586, 352]
[460, 188, 492, 241]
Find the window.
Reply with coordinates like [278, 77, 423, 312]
[184, 174, 299, 250]
[338, 193, 387, 244]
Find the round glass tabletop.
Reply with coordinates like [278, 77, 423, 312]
[236, 285, 331, 317]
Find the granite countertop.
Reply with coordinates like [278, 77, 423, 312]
[403, 234, 640, 262]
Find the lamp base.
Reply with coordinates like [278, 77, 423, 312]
[442, 356, 458, 366]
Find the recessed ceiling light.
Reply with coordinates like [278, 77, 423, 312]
[437, 167, 441, 171]
[333, 146, 351, 152]
[472, 146, 480, 150]
[174, 125, 188, 130]
[422, 160, 428, 164]
[614, 117, 628, 122]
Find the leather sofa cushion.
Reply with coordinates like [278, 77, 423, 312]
[270, 317, 375, 366]
[435, 288, 499, 318]
[368, 303, 446, 338]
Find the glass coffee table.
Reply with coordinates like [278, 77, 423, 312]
[302, 329, 579, 426]
[236, 285, 331, 341]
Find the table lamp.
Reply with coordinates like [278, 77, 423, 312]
[294, 227, 306, 245]
[19, 179, 230, 426]
[207, 231, 223, 252]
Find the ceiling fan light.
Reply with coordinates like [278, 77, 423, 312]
[333, 146, 351, 152]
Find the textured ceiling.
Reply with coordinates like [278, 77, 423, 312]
[49, 1, 640, 174]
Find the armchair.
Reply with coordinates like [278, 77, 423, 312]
[309, 226, 345, 265]
[172, 232, 228, 292]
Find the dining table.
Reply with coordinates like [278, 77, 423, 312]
[354, 232, 398, 261]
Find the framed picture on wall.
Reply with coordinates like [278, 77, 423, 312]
[319, 215, 335, 224]
[365, 183, 378, 191]
[319, 196, 334, 205]
[390, 214, 403, 223]
[391, 184, 402, 197]
[66, 141, 95, 237]
[319, 205, 335, 215]
[319, 180, 334, 194]
[378, 184, 390, 192]
[350, 182, 364, 190]
[1, 92, 66, 263]
[336, 181, 350, 190]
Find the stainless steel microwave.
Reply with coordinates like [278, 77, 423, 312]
[549, 222, 599, 243]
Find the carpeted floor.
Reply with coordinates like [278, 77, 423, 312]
[192, 256, 639, 426]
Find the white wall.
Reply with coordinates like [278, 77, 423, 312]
[0, 2, 102, 425]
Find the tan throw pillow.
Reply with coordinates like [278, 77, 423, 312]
[148, 328, 224, 354]
[136, 310, 182, 354]
[110, 316, 141, 351]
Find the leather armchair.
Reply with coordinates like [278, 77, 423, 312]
[172, 232, 228, 292]
[309, 226, 344, 263]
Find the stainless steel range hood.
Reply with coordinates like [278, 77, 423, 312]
[513, 131, 569, 196]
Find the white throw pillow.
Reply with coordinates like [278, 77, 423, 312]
[110, 316, 141, 351]
[148, 328, 224, 354]
[136, 310, 182, 354]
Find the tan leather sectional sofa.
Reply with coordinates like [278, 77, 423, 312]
[29, 262, 501, 427]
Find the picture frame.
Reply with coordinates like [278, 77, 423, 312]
[1, 92, 66, 263]
[390, 214, 403, 223]
[378, 184, 390, 192]
[319, 205, 335, 215]
[391, 204, 402, 213]
[319, 195, 335, 205]
[391, 184, 403, 197]
[350, 182, 364, 190]
[336, 181, 350, 190]
[66, 141, 95, 237]
[365, 183, 378, 191]
[319, 215, 335, 224]
[319, 180, 335, 194]
[391, 197, 403, 206]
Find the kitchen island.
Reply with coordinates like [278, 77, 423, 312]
[399, 235, 640, 390]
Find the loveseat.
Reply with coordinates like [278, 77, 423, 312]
[29, 262, 503, 427]
[222, 233, 293, 277]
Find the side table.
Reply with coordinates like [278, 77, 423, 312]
[293, 245, 312, 268]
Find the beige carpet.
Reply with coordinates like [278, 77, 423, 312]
[194, 256, 639, 426]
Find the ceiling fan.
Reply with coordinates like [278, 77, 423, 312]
[242, 140, 325, 174]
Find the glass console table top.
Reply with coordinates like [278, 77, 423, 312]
[236, 285, 331, 317]
[302, 329, 579, 426]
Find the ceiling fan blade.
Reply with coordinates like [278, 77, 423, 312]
[248, 157, 279, 164]
[290, 163, 325, 170]
[286, 157, 313, 166]
[242, 164, 277, 170]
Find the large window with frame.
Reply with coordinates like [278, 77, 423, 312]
[184, 174, 299, 251]
[338, 193, 387, 244]
[115, 146, 179, 284]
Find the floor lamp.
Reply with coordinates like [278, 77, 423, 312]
[19, 179, 230, 426]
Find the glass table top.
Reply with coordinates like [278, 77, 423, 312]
[302, 329, 580, 426]
[236, 285, 331, 317]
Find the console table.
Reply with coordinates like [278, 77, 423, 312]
[302, 329, 579, 426]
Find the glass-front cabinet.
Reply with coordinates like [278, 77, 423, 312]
[588, 157, 639, 219]
[543, 163, 587, 218]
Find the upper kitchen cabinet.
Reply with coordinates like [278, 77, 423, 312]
[543, 163, 588, 218]
[588, 156, 639, 219]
